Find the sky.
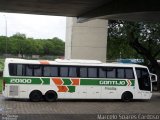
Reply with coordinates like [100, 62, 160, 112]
[0, 12, 66, 41]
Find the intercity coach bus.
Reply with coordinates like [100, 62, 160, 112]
[2, 58, 157, 102]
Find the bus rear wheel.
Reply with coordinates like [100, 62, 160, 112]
[29, 90, 42, 102]
[45, 90, 57, 102]
[121, 91, 133, 102]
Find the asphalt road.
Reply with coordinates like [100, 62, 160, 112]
[0, 92, 160, 120]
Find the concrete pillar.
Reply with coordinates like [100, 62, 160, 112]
[65, 17, 108, 62]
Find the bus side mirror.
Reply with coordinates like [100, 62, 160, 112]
[150, 73, 157, 82]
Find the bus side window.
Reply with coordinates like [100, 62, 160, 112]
[17, 64, 23, 76]
[125, 68, 134, 79]
[25, 65, 34, 76]
[88, 68, 97, 78]
[60, 66, 69, 77]
[9, 64, 24, 76]
[69, 67, 77, 77]
[107, 67, 116, 78]
[117, 68, 125, 78]
[9, 63, 17, 76]
[99, 68, 107, 78]
[44, 66, 58, 77]
[33, 65, 42, 76]
[44, 66, 50, 76]
[80, 67, 87, 78]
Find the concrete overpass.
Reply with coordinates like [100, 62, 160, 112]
[1, 0, 160, 62]
[1, 0, 160, 22]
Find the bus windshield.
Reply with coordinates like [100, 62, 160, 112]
[135, 68, 151, 91]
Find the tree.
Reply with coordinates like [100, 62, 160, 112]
[42, 37, 65, 56]
[0, 33, 65, 58]
[10, 33, 27, 57]
[108, 20, 160, 90]
[0, 36, 7, 54]
[108, 21, 140, 60]
[50, 37, 65, 56]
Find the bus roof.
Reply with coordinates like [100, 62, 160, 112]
[5, 58, 147, 68]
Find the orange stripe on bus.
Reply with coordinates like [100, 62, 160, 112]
[40, 60, 49, 64]
[127, 80, 131, 86]
[52, 78, 63, 85]
[71, 78, 80, 85]
[57, 86, 68, 92]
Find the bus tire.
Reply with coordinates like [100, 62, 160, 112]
[45, 90, 57, 102]
[121, 91, 133, 102]
[29, 90, 42, 102]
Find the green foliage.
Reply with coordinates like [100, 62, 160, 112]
[0, 77, 2, 92]
[0, 59, 4, 71]
[107, 20, 160, 60]
[107, 21, 139, 60]
[107, 37, 139, 59]
[0, 36, 7, 54]
[0, 33, 65, 57]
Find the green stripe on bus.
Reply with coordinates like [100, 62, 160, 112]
[68, 86, 75, 92]
[62, 78, 72, 85]
[80, 79, 135, 86]
[4, 77, 135, 86]
[130, 80, 135, 86]
[4, 77, 50, 85]
[80, 79, 99, 85]
[41, 78, 50, 84]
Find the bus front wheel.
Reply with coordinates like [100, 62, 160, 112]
[45, 90, 57, 102]
[29, 90, 42, 102]
[121, 91, 133, 102]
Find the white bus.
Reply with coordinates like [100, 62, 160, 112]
[2, 58, 157, 102]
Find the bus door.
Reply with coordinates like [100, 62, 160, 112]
[135, 68, 151, 99]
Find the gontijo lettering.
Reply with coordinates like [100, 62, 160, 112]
[99, 80, 126, 85]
